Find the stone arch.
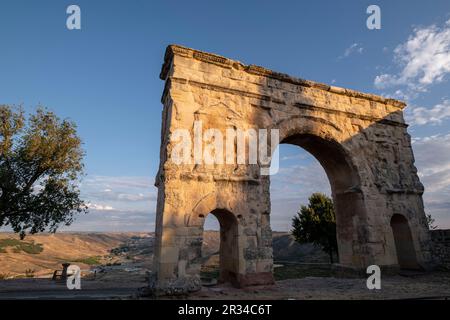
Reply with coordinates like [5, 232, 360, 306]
[274, 116, 363, 191]
[390, 214, 420, 270]
[199, 209, 241, 286]
[151, 45, 433, 295]
[168, 193, 245, 289]
[273, 117, 369, 266]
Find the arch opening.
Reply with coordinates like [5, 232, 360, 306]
[273, 133, 367, 267]
[199, 209, 240, 287]
[390, 214, 419, 270]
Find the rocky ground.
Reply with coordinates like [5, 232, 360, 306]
[2, 267, 449, 300]
[0, 232, 449, 299]
[190, 271, 450, 300]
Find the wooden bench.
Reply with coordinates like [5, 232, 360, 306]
[52, 263, 71, 281]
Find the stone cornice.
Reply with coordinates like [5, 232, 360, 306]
[164, 77, 408, 128]
[160, 44, 407, 109]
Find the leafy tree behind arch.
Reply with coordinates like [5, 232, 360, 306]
[291, 193, 338, 263]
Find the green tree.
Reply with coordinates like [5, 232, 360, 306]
[0, 105, 87, 238]
[291, 193, 338, 263]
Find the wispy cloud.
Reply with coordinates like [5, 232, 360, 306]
[413, 134, 450, 187]
[81, 175, 156, 203]
[63, 208, 155, 232]
[86, 203, 115, 211]
[82, 176, 154, 190]
[374, 19, 450, 96]
[62, 175, 157, 232]
[280, 154, 308, 161]
[339, 43, 364, 59]
[412, 134, 450, 228]
[406, 99, 450, 125]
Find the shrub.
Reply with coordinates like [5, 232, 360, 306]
[25, 269, 35, 278]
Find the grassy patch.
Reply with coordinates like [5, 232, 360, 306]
[72, 256, 101, 265]
[20, 243, 44, 254]
[199, 263, 335, 282]
[200, 264, 220, 281]
[0, 238, 43, 254]
[200, 269, 220, 280]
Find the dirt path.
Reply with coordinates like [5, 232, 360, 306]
[0, 273, 146, 300]
[189, 272, 450, 300]
[2, 271, 449, 300]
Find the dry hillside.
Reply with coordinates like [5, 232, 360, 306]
[0, 231, 329, 279]
[0, 233, 144, 277]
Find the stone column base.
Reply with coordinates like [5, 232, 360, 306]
[148, 272, 275, 296]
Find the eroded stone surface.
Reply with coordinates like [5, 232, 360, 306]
[151, 45, 433, 295]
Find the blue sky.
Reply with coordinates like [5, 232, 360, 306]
[1, 0, 450, 231]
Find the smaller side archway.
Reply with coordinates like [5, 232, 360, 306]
[390, 214, 420, 270]
[199, 209, 241, 286]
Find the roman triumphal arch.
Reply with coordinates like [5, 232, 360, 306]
[150, 45, 432, 295]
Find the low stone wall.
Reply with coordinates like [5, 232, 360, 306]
[431, 229, 450, 269]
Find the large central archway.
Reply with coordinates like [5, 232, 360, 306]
[151, 45, 432, 295]
[278, 131, 367, 266]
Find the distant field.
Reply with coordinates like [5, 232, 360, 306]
[0, 232, 148, 278]
[0, 231, 329, 279]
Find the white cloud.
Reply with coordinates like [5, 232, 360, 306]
[86, 203, 115, 211]
[117, 193, 149, 202]
[412, 134, 450, 228]
[339, 43, 364, 59]
[63, 208, 155, 232]
[81, 175, 157, 203]
[375, 19, 450, 93]
[280, 154, 307, 161]
[413, 134, 450, 182]
[62, 175, 158, 232]
[82, 175, 154, 190]
[406, 99, 450, 125]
